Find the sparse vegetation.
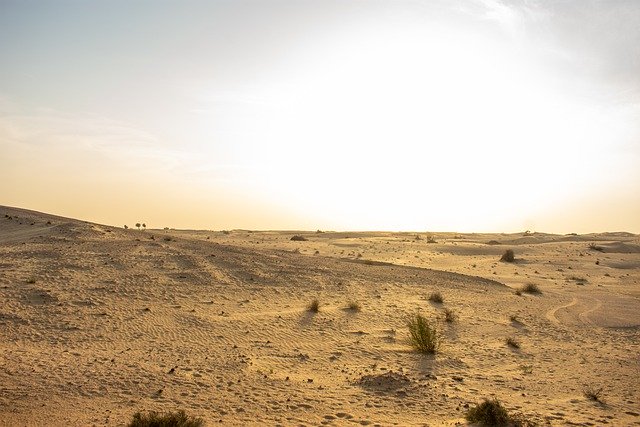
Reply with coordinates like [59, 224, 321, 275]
[465, 399, 510, 426]
[428, 292, 443, 304]
[583, 385, 604, 403]
[127, 410, 204, 427]
[407, 314, 438, 354]
[426, 234, 437, 244]
[291, 235, 308, 241]
[136, 223, 141, 230]
[443, 308, 456, 323]
[500, 249, 515, 262]
[307, 299, 320, 313]
[588, 243, 604, 252]
[521, 283, 541, 294]
[124, 225, 129, 229]
[506, 337, 520, 349]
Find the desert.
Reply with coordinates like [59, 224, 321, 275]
[1, 205, 638, 426]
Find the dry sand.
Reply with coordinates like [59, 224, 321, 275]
[1, 206, 639, 426]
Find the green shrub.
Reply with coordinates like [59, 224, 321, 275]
[407, 314, 438, 354]
[465, 399, 510, 426]
[127, 410, 204, 427]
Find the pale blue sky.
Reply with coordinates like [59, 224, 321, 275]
[1, 0, 639, 232]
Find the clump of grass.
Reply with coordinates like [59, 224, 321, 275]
[521, 283, 541, 294]
[465, 399, 510, 426]
[127, 410, 204, 427]
[443, 308, 456, 323]
[407, 314, 438, 354]
[428, 292, 443, 304]
[346, 301, 361, 312]
[307, 299, 320, 313]
[506, 337, 520, 349]
[500, 249, 515, 262]
[583, 385, 604, 403]
[291, 235, 308, 241]
[519, 364, 533, 374]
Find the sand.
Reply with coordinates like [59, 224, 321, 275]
[0, 205, 638, 426]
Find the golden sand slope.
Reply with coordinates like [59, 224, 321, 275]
[0, 206, 638, 426]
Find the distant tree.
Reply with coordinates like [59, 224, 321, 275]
[142, 223, 146, 231]
[136, 223, 141, 230]
[124, 225, 128, 229]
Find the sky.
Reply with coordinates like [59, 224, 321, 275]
[1, 0, 639, 233]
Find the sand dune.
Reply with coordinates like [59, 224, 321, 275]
[1, 206, 639, 426]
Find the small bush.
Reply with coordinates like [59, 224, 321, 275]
[521, 283, 541, 294]
[308, 299, 320, 313]
[428, 292, 443, 304]
[127, 410, 204, 427]
[426, 234, 437, 244]
[500, 249, 515, 262]
[291, 235, 308, 241]
[443, 308, 456, 323]
[583, 385, 604, 403]
[407, 314, 438, 354]
[506, 337, 520, 349]
[465, 399, 510, 426]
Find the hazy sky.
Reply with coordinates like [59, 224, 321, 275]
[1, 0, 639, 232]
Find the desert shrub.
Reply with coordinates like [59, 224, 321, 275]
[521, 283, 541, 294]
[443, 308, 456, 323]
[500, 249, 515, 262]
[465, 398, 510, 426]
[486, 240, 501, 245]
[291, 235, 308, 241]
[583, 385, 604, 403]
[506, 337, 520, 348]
[428, 292, 443, 304]
[127, 410, 204, 427]
[307, 299, 320, 313]
[407, 314, 438, 354]
[426, 234, 437, 243]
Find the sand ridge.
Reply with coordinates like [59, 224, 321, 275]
[1, 206, 639, 426]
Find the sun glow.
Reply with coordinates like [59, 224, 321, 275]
[205, 21, 630, 231]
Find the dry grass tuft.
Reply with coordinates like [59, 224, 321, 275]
[346, 301, 361, 312]
[307, 299, 320, 313]
[506, 337, 520, 349]
[583, 385, 605, 403]
[127, 410, 204, 427]
[443, 308, 456, 323]
[521, 283, 541, 294]
[407, 314, 438, 354]
[428, 292, 443, 304]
